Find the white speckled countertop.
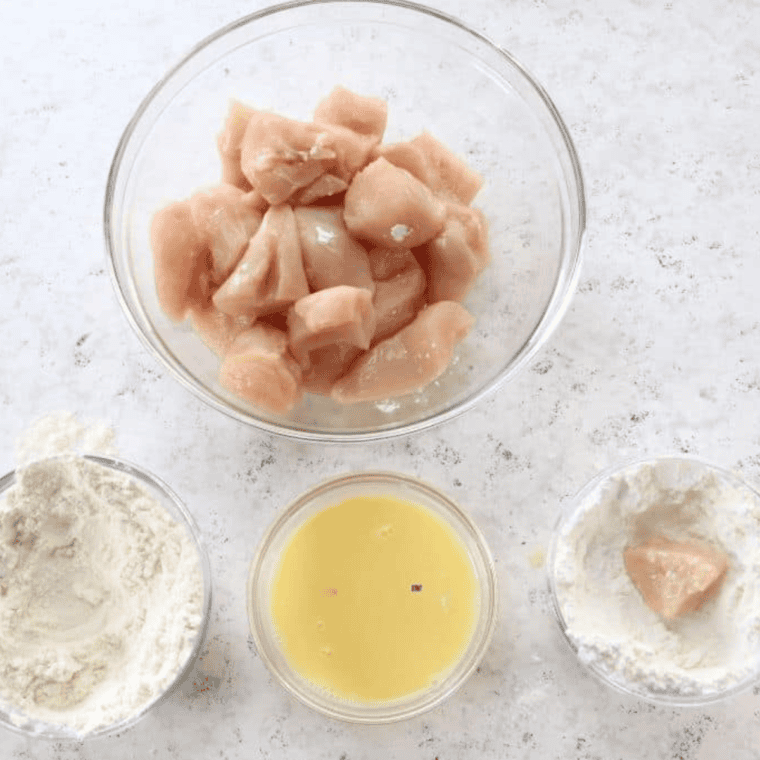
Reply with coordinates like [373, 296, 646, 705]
[2, 0, 759, 758]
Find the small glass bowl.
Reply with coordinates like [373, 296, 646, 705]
[547, 456, 760, 706]
[247, 471, 497, 722]
[104, 0, 585, 441]
[0, 455, 212, 740]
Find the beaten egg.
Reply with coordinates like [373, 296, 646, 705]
[269, 493, 478, 703]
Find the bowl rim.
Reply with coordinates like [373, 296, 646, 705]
[0, 454, 212, 741]
[546, 453, 760, 707]
[246, 469, 498, 723]
[104, 0, 586, 442]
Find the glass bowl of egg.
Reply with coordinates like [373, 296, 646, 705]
[547, 456, 760, 706]
[247, 471, 497, 722]
[105, 0, 585, 441]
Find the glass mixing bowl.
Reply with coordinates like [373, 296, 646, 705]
[105, 0, 585, 441]
[548, 456, 760, 706]
[0, 455, 212, 740]
[247, 471, 497, 722]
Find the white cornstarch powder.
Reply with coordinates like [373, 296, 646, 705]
[0, 414, 205, 735]
[552, 457, 760, 699]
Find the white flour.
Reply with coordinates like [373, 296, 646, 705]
[0, 414, 206, 735]
[552, 457, 760, 699]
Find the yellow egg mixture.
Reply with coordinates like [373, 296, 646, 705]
[270, 494, 478, 702]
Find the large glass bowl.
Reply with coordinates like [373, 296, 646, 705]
[0, 455, 212, 740]
[247, 471, 497, 722]
[105, 0, 585, 441]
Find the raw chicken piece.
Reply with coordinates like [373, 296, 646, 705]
[343, 158, 446, 249]
[213, 204, 309, 318]
[293, 206, 374, 292]
[150, 200, 209, 322]
[372, 266, 427, 343]
[624, 536, 729, 620]
[376, 133, 483, 205]
[422, 202, 490, 303]
[239, 112, 336, 205]
[300, 342, 362, 395]
[287, 285, 376, 364]
[447, 203, 489, 263]
[292, 173, 348, 205]
[311, 87, 389, 182]
[372, 141, 429, 186]
[217, 100, 257, 190]
[189, 184, 264, 283]
[367, 246, 419, 281]
[332, 301, 474, 403]
[319, 124, 378, 182]
[410, 132, 483, 205]
[366, 245, 427, 342]
[189, 302, 254, 356]
[313, 86, 388, 145]
[219, 324, 303, 414]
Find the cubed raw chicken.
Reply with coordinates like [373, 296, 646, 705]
[343, 157, 446, 249]
[287, 285, 376, 364]
[189, 302, 255, 356]
[313, 86, 388, 145]
[312, 86, 389, 181]
[411, 132, 483, 205]
[217, 100, 257, 190]
[213, 204, 309, 318]
[292, 173, 348, 205]
[375, 132, 483, 205]
[239, 112, 336, 205]
[153, 87, 493, 410]
[300, 342, 362, 395]
[331, 301, 474, 403]
[150, 200, 209, 322]
[422, 202, 490, 303]
[219, 324, 303, 414]
[189, 184, 264, 283]
[293, 206, 374, 292]
[372, 266, 427, 343]
[624, 536, 729, 620]
[367, 246, 419, 281]
[372, 141, 429, 186]
[366, 245, 427, 343]
[318, 124, 378, 182]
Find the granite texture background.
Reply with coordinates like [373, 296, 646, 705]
[1, 0, 760, 758]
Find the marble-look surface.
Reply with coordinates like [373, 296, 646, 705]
[1, 0, 759, 757]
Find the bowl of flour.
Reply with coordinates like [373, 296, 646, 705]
[0, 450, 211, 738]
[548, 456, 760, 705]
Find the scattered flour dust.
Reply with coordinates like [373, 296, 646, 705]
[552, 457, 760, 699]
[0, 413, 205, 736]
